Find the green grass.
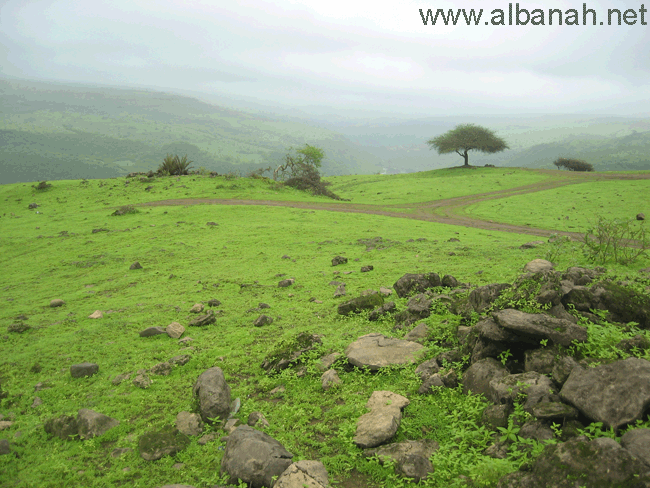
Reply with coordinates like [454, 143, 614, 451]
[1, 168, 650, 488]
[463, 179, 650, 233]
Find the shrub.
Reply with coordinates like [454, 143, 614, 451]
[582, 216, 649, 265]
[553, 157, 594, 172]
[284, 164, 345, 200]
[247, 167, 273, 179]
[157, 154, 194, 176]
[33, 181, 52, 191]
[111, 205, 139, 216]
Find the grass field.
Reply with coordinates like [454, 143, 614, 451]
[1, 168, 649, 488]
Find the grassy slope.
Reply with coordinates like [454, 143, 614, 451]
[1, 169, 650, 488]
[0, 78, 383, 184]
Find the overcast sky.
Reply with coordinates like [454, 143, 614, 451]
[1, 0, 649, 118]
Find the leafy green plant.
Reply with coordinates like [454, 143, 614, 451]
[582, 216, 649, 265]
[497, 420, 521, 443]
[157, 153, 194, 176]
[544, 233, 575, 263]
[498, 349, 512, 366]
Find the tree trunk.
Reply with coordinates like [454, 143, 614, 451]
[463, 150, 469, 166]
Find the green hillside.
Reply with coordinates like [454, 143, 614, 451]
[0, 78, 383, 184]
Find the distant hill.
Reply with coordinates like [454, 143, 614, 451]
[0, 78, 383, 184]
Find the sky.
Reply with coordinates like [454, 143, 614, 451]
[1, 0, 649, 118]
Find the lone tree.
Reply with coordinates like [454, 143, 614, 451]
[426, 123, 509, 167]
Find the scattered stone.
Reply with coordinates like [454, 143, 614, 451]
[333, 284, 346, 297]
[188, 310, 216, 326]
[317, 353, 341, 372]
[176, 412, 204, 436]
[332, 256, 348, 266]
[441, 274, 459, 287]
[278, 278, 295, 288]
[50, 299, 65, 307]
[523, 259, 554, 273]
[620, 428, 650, 468]
[346, 333, 425, 371]
[489, 372, 558, 410]
[368, 301, 396, 321]
[207, 299, 221, 307]
[129, 262, 143, 270]
[70, 362, 99, 378]
[220, 425, 294, 488]
[112, 373, 131, 385]
[637, 213, 646, 221]
[354, 391, 409, 448]
[193, 367, 231, 424]
[274, 460, 331, 488]
[0, 439, 11, 456]
[321, 369, 341, 390]
[0, 421, 13, 431]
[77, 409, 120, 440]
[150, 362, 172, 376]
[337, 293, 384, 315]
[364, 439, 439, 482]
[492, 309, 588, 347]
[404, 322, 430, 343]
[133, 372, 152, 389]
[393, 273, 441, 298]
[197, 433, 216, 445]
[138, 425, 190, 461]
[32, 397, 42, 407]
[248, 412, 270, 429]
[169, 355, 191, 366]
[462, 358, 509, 398]
[88, 310, 103, 319]
[253, 314, 273, 327]
[139, 326, 167, 337]
[189, 303, 204, 313]
[379, 286, 393, 296]
[261, 333, 323, 373]
[8, 323, 30, 333]
[166, 322, 185, 339]
[361, 265, 374, 272]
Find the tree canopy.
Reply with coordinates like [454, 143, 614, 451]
[426, 123, 509, 166]
[553, 157, 594, 172]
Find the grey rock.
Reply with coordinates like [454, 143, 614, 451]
[354, 391, 409, 448]
[469, 283, 510, 313]
[364, 439, 439, 483]
[0, 439, 11, 455]
[462, 357, 509, 398]
[220, 425, 294, 488]
[489, 372, 558, 410]
[560, 358, 650, 430]
[70, 362, 99, 378]
[274, 460, 331, 488]
[321, 369, 341, 390]
[139, 326, 168, 337]
[345, 333, 425, 371]
[317, 353, 341, 372]
[620, 428, 650, 468]
[481, 404, 512, 430]
[551, 355, 580, 385]
[492, 309, 587, 346]
[50, 299, 65, 307]
[332, 255, 348, 266]
[129, 261, 143, 270]
[530, 402, 579, 421]
[150, 362, 172, 376]
[523, 259, 553, 273]
[132, 372, 152, 389]
[253, 314, 273, 327]
[404, 322, 430, 343]
[247, 411, 270, 429]
[77, 409, 119, 440]
[393, 273, 441, 298]
[337, 293, 384, 315]
[176, 411, 204, 436]
[368, 301, 396, 321]
[524, 348, 556, 375]
[138, 425, 190, 461]
[278, 278, 295, 288]
[188, 310, 216, 326]
[193, 367, 231, 424]
[415, 358, 440, 380]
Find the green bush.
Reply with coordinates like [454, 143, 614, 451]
[157, 154, 194, 176]
[553, 157, 594, 172]
[111, 205, 138, 216]
[32, 181, 52, 191]
[582, 216, 649, 265]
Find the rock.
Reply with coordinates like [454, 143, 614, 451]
[139, 326, 167, 337]
[520, 240, 545, 249]
[77, 409, 119, 440]
[28, 203, 39, 209]
[88, 310, 103, 319]
[368, 301, 396, 321]
[188, 310, 215, 326]
[0, 439, 11, 455]
[354, 391, 409, 448]
[393, 273, 441, 298]
[468, 283, 510, 313]
[261, 333, 322, 373]
[489, 372, 558, 410]
[379, 286, 393, 296]
[364, 439, 439, 483]
[332, 256, 348, 266]
[518, 420, 555, 442]
[406, 293, 432, 316]
[404, 322, 430, 343]
[150, 362, 172, 376]
[496, 436, 650, 487]
[441, 274, 459, 287]
[274, 460, 331, 488]
[253, 314, 273, 327]
[345, 333, 426, 371]
[317, 353, 341, 372]
[361, 265, 373, 272]
[524, 348, 556, 374]
[207, 299, 221, 307]
[50, 299, 65, 307]
[560, 358, 650, 430]
[337, 293, 384, 315]
[415, 358, 440, 380]
[481, 404, 512, 430]
[616, 334, 650, 354]
[333, 284, 346, 297]
[0, 421, 13, 430]
[418, 373, 445, 394]
[7, 323, 30, 333]
[492, 309, 587, 346]
[130, 262, 143, 270]
[247, 412, 270, 429]
[523, 259, 554, 273]
[45, 410, 118, 440]
[112, 373, 131, 385]
[321, 369, 341, 390]
[193, 367, 231, 424]
[133, 372, 152, 389]
[278, 278, 295, 288]
[551, 355, 580, 385]
[189, 303, 204, 313]
[547, 303, 577, 323]
[620, 428, 650, 468]
[138, 425, 190, 461]
[220, 425, 294, 488]
[530, 402, 579, 421]
[70, 362, 99, 378]
[176, 412, 204, 436]
[637, 213, 646, 221]
[462, 358, 509, 398]
[169, 355, 191, 366]
[32, 396, 42, 407]
[166, 322, 185, 339]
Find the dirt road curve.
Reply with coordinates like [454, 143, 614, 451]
[137, 171, 650, 239]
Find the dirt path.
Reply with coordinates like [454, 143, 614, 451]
[136, 171, 649, 240]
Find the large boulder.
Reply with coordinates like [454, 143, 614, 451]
[393, 273, 441, 298]
[620, 428, 650, 468]
[468, 283, 510, 313]
[560, 358, 650, 431]
[338, 293, 384, 315]
[497, 436, 650, 487]
[488, 372, 558, 410]
[138, 425, 190, 461]
[193, 367, 231, 424]
[220, 425, 294, 488]
[492, 309, 588, 347]
[345, 333, 425, 371]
